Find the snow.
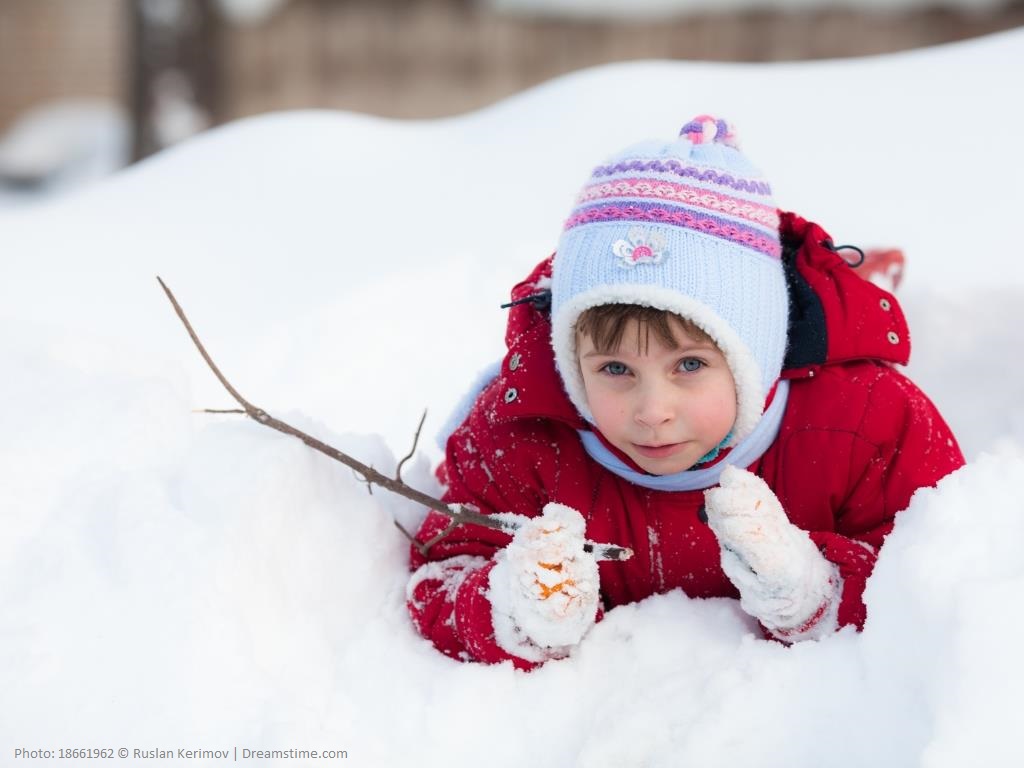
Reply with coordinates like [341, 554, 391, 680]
[2, 28, 1023, 767]
[216, 0, 290, 24]
[0, 100, 128, 210]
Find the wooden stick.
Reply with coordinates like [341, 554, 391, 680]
[157, 277, 633, 562]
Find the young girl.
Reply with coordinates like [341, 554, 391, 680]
[406, 115, 964, 669]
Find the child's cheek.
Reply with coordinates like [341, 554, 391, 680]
[586, 385, 626, 434]
[700, 377, 738, 433]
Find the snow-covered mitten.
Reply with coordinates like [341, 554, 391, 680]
[704, 465, 841, 641]
[488, 503, 600, 662]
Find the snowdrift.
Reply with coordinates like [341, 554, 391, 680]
[2, 28, 1023, 768]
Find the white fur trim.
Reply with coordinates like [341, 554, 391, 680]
[551, 285, 766, 444]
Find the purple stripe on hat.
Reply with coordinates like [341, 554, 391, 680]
[679, 120, 706, 141]
[592, 160, 772, 196]
[577, 178, 780, 229]
[563, 202, 782, 259]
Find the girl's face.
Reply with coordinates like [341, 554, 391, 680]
[578, 317, 737, 475]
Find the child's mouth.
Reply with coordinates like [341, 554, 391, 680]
[632, 442, 684, 459]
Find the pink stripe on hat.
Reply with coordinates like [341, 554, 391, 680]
[577, 178, 780, 229]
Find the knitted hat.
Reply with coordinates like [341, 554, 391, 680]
[551, 115, 788, 445]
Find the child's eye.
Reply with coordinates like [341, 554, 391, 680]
[601, 362, 629, 376]
[678, 358, 704, 373]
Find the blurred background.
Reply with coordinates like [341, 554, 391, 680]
[1, 0, 1022, 206]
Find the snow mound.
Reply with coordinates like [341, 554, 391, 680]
[1, 340, 1020, 764]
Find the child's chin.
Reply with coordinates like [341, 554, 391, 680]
[634, 453, 697, 476]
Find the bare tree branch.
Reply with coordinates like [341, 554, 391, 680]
[393, 519, 419, 546]
[396, 409, 427, 483]
[353, 468, 374, 496]
[157, 277, 633, 563]
[420, 519, 459, 554]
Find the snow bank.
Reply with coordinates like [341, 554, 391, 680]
[2, 339, 1019, 765]
[0, 100, 128, 210]
[1, 29, 1023, 767]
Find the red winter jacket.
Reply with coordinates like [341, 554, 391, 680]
[407, 212, 965, 670]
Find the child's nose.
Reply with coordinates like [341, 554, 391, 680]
[634, 383, 674, 427]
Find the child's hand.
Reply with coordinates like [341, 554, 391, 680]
[488, 503, 600, 660]
[704, 466, 840, 640]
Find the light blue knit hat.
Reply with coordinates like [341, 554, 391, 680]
[551, 115, 788, 445]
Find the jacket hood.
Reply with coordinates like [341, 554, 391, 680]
[778, 211, 909, 378]
[490, 212, 910, 429]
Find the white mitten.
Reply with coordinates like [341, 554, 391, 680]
[488, 503, 600, 662]
[704, 465, 841, 641]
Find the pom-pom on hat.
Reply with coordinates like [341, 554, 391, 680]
[551, 115, 788, 444]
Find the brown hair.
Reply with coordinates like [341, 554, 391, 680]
[575, 304, 715, 355]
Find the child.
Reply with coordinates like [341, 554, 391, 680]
[406, 115, 964, 669]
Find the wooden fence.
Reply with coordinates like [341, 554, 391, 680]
[224, 0, 1024, 119]
[2, 0, 1023, 132]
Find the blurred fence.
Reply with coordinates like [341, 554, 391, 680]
[224, 0, 1024, 119]
[2, 0, 1023, 132]
[0, 0, 125, 132]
